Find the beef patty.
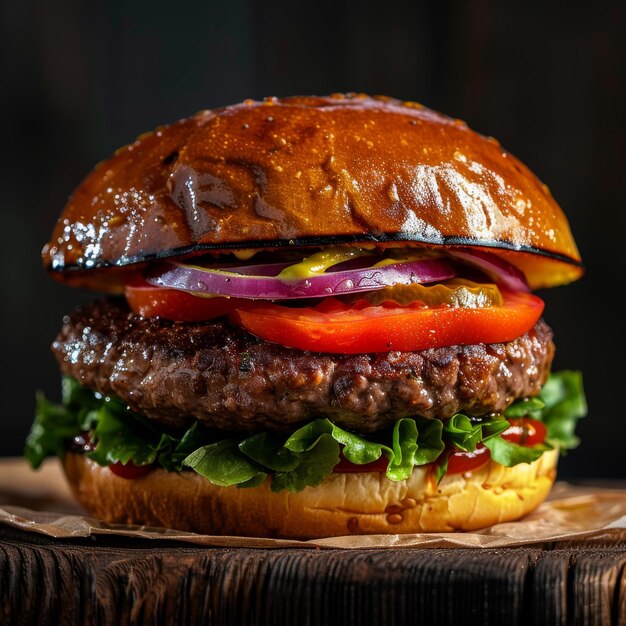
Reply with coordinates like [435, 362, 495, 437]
[53, 298, 555, 433]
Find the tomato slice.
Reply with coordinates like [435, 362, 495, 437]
[501, 418, 547, 446]
[227, 291, 544, 354]
[446, 444, 491, 475]
[109, 461, 154, 479]
[125, 274, 245, 321]
[333, 451, 389, 473]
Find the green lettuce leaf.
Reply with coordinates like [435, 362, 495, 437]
[271, 433, 340, 492]
[413, 418, 445, 465]
[387, 419, 419, 480]
[283, 419, 388, 463]
[87, 405, 173, 467]
[25, 378, 104, 468]
[443, 414, 482, 451]
[238, 432, 300, 472]
[504, 397, 545, 419]
[183, 440, 267, 487]
[160, 422, 213, 472]
[539, 370, 587, 449]
[25, 391, 79, 469]
[484, 436, 550, 465]
[443, 414, 509, 452]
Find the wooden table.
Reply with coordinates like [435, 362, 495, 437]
[1, 524, 626, 625]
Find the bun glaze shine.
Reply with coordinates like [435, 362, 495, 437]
[44, 94, 581, 292]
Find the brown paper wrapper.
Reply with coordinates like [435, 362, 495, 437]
[1, 457, 625, 549]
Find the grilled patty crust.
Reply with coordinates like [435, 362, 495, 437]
[53, 298, 555, 433]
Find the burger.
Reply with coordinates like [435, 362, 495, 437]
[25, 94, 587, 538]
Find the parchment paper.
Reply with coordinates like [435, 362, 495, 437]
[1, 457, 625, 549]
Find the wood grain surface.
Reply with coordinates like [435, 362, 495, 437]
[1, 526, 625, 626]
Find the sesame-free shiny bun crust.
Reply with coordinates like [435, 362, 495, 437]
[44, 94, 581, 291]
[63, 450, 558, 538]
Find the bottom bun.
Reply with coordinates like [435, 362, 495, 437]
[63, 450, 558, 538]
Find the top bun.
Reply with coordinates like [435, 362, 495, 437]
[44, 94, 582, 291]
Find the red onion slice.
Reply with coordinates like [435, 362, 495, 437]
[147, 258, 457, 300]
[448, 249, 529, 292]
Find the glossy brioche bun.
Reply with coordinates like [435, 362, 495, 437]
[44, 94, 581, 292]
[63, 449, 558, 538]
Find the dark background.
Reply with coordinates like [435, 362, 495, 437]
[1, 1, 624, 479]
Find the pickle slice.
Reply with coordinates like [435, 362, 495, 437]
[365, 279, 503, 308]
